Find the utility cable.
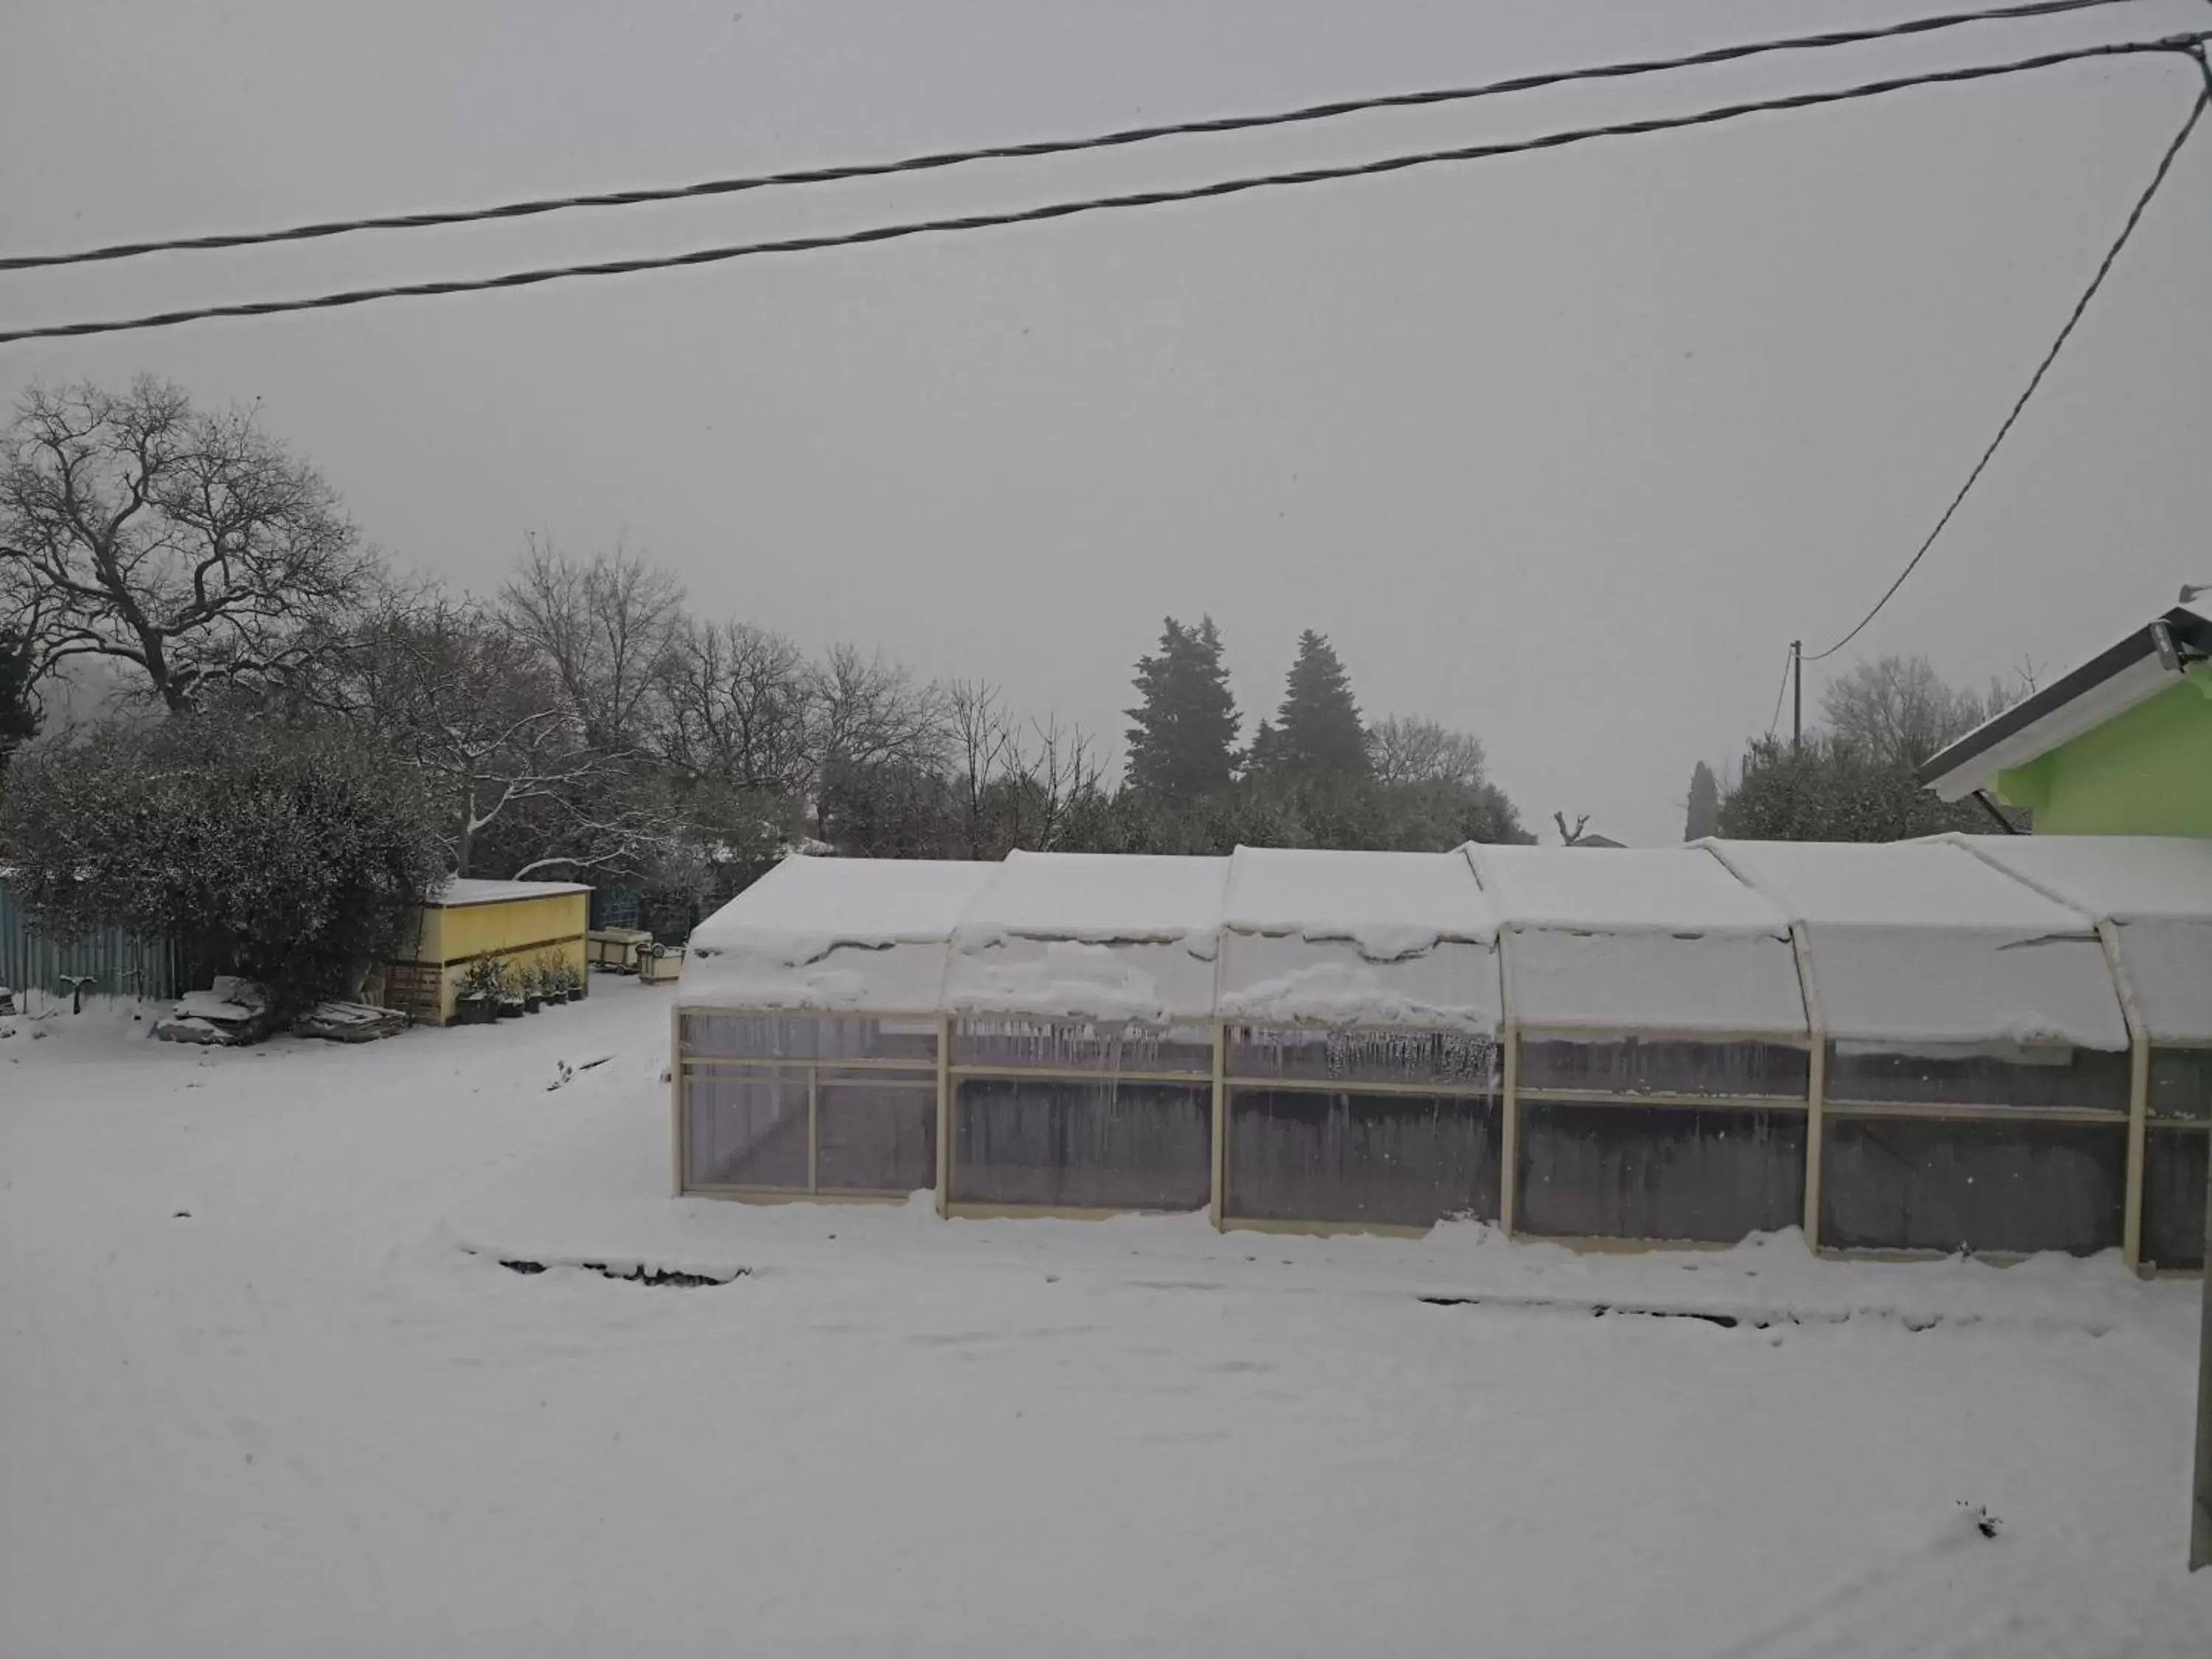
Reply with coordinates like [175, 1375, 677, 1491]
[1805, 62, 2208, 661]
[0, 0, 2156, 274]
[0, 32, 2199, 349]
[1764, 648, 1795, 740]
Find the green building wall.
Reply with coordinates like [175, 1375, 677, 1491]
[1994, 668, 2212, 837]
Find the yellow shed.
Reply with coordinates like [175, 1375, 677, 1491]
[383, 879, 591, 1026]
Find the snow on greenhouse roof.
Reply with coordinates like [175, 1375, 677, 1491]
[1217, 848, 1501, 1031]
[944, 852, 1228, 1023]
[1708, 839, 2129, 1048]
[952, 852, 1228, 946]
[1222, 847, 1496, 952]
[1467, 844, 1789, 936]
[1941, 835, 2212, 923]
[1943, 835, 2212, 1043]
[1468, 844, 1805, 1035]
[686, 856, 1000, 1012]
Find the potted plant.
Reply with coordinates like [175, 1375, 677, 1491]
[456, 956, 503, 1026]
[519, 961, 545, 1015]
[541, 956, 574, 1004]
[557, 956, 585, 1003]
[489, 959, 524, 1020]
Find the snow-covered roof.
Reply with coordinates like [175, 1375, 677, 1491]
[1919, 594, 2212, 800]
[945, 852, 1228, 1023]
[1217, 848, 1501, 1031]
[1941, 834, 2212, 923]
[431, 878, 591, 908]
[1942, 835, 2212, 1043]
[686, 856, 999, 1012]
[951, 852, 1228, 946]
[674, 839, 2187, 1049]
[1470, 844, 1806, 1036]
[1708, 839, 2128, 1049]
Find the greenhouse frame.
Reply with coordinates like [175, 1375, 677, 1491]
[675, 836, 2212, 1268]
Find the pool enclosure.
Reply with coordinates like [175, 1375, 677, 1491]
[677, 837, 2212, 1266]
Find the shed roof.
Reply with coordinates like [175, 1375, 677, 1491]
[431, 877, 591, 908]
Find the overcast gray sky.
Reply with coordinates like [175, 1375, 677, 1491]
[4, 0, 2207, 844]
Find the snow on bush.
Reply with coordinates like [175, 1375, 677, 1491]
[0, 714, 447, 1013]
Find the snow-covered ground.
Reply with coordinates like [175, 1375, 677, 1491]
[3, 992, 2207, 1658]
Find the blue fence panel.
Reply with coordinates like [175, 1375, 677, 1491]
[0, 878, 188, 1004]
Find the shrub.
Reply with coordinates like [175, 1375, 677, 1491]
[0, 714, 448, 1015]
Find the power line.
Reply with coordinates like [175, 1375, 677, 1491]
[0, 0, 2155, 274]
[1806, 63, 2208, 662]
[1, 32, 2201, 349]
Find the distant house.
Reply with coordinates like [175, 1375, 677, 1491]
[1919, 593, 2211, 838]
[1568, 833, 1625, 849]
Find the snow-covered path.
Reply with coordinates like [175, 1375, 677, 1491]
[3, 995, 2208, 1657]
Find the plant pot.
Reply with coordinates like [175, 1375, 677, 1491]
[496, 1000, 524, 1020]
[456, 996, 494, 1026]
[523, 995, 543, 1014]
[567, 987, 585, 1003]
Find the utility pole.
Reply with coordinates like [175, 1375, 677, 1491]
[1790, 640, 1803, 753]
[2194, 1178, 2211, 1569]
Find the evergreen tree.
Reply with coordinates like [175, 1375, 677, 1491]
[1122, 616, 1240, 798]
[1270, 630, 1368, 776]
[1683, 760, 1720, 841]
[0, 631, 38, 779]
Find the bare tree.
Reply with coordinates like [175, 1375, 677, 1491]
[946, 681, 1107, 858]
[655, 617, 815, 793]
[1554, 811, 1590, 846]
[1819, 655, 1997, 768]
[1368, 714, 1489, 789]
[339, 596, 665, 877]
[809, 644, 948, 774]
[500, 536, 686, 752]
[0, 379, 377, 713]
[802, 643, 947, 844]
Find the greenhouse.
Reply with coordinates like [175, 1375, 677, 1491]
[676, 837, 2212, 1267]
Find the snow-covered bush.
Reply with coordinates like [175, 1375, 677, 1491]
[0, 715, 447, 1014]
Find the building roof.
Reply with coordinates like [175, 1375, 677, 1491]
[1918, 595, 2212, 801]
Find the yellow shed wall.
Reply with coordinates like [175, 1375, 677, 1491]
[390, 891, 590, 1023]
